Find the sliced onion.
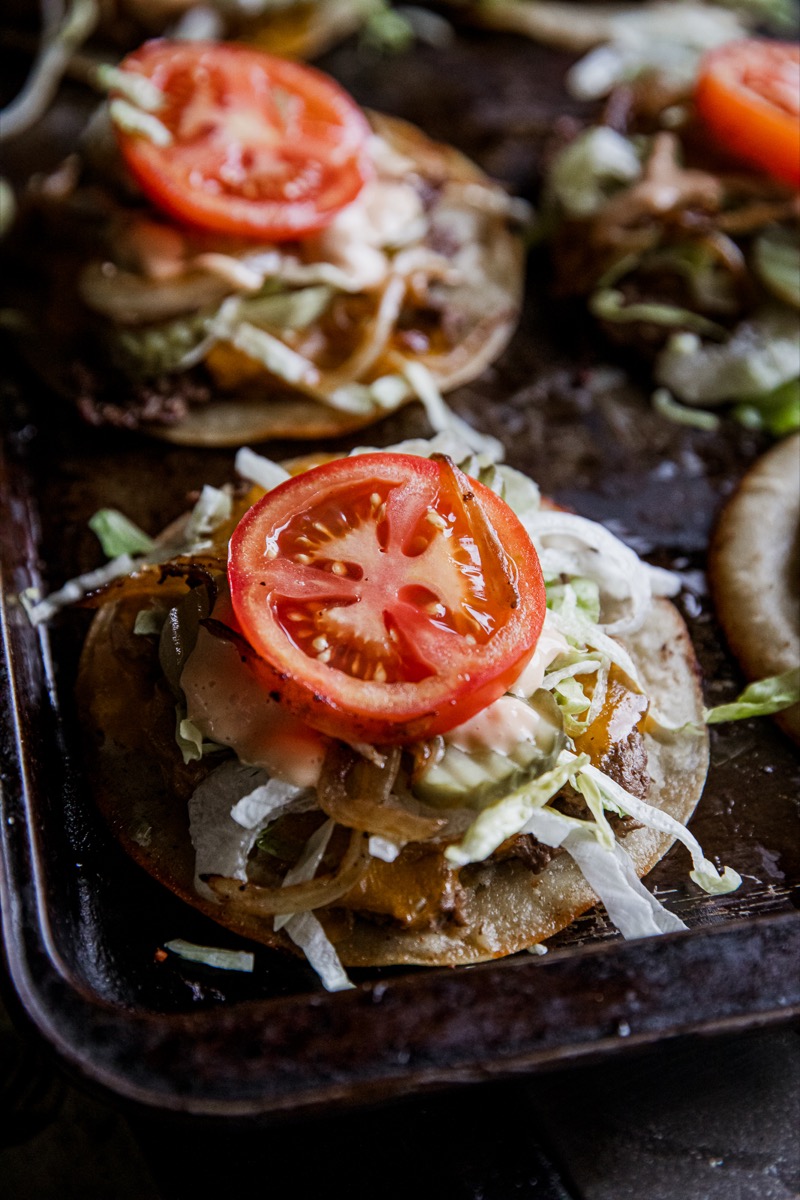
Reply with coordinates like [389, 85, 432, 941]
[318, 743, 446, 843]
[79, 262, 230, 325]
[318, 274, 407, 392]
[208, 827, 368, 916]
[524, 509, 654, 636]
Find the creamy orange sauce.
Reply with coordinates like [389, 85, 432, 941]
[181, 625, 328, 788]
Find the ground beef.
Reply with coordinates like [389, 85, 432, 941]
[72, 361, 211, 429]
[490, 834, 558, 874]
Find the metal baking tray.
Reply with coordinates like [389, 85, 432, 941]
[1, 32, 799, 1119]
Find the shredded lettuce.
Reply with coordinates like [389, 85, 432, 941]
[368, 835, 403, 862]
[244, 285, 333, 330]
[361, 2, 415, 51]
[283, 912, 355, 988]
[234, 447, 291, 492]
[23, 554, 136, 625]
[444, 753, 590, 867]
[655, 308, 800, 405]
[565, 4, 745, 100]
[281, 912, 355, 992]
[704, 668, 800, 725]
[562, 833, 686, 936]
[550, 672, 594, 718]
[133, 607, 167, 637]
[489, 464, 541, 521]
[326, 374, 409, 415]
[400, 359, 505, 459]
[590, 288, 728, 339]
[220, 320, 320, 389]
[360, 429, 481, 462]
[164, 939, 254, 973]
[566, 755, 741, 896]
[182, 484, 233, 549]
[188, 762, 309, 901]
[548, 127, 641, 219]
[113, 313, 214, 376]
[753, 226, 800, 310]
[273, 819, 335, 932]
[546, 597, 641, 685]
[92, 63, 164, 112]
[546, 656, 608, 737]
[546, 576, 601, 624]
[652, 387, 721, 432]
[175, 710, 225, 765]
[88, 508, 155, 558]
[109, 99, 172, 146]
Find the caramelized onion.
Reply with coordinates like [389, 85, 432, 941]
[208, 827, 368, 916]
[318, 743, 446, 843]
[318, 273, 406, 391]
[74, 557, 210, 613]
[717, 197, 800, 236]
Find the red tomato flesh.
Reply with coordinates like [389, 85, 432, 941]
[114, 41, 372, 239]
[228, 454, 547, 745]
[695, 40, 800, 187]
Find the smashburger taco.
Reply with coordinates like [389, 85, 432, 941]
[30, 434, 746, 989]
[542, 37, 800, 435]
[22, 40, 526, 446]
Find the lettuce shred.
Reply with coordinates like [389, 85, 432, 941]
[704, 668, 800, 725]
[164, 939, 254, 973]
[89, 508, 155, 558]
[655, 308, 800, 406]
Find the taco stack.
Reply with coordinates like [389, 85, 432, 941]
[71, 437, 736, 987]
[19, 40, 525, 446]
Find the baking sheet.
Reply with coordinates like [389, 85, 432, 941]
[1, 29, 799, 1117]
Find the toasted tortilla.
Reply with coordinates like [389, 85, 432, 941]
[709, 433, 800, 744]
[27, 111, 524, 448]
[77, 587, 708, 967]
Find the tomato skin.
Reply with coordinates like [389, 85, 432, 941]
[228, 454, 546, 745]
[114, 40, 372, 239]
[695, 40, 800, 187]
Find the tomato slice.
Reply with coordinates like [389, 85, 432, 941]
[228, 454, 546, 745]
[695, 40, 800, 187]
[114, 41, 372, 239]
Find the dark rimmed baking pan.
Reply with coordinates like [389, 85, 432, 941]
[1, 30, 799, 1120]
